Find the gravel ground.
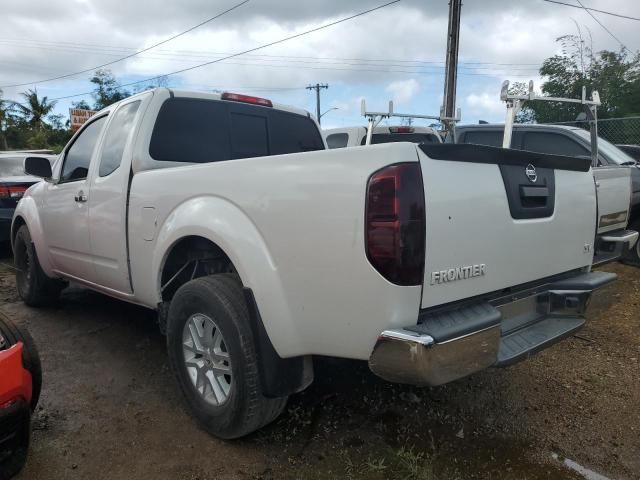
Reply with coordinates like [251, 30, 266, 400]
[1, 250, 637, 480]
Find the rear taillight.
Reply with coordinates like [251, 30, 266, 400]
[0, 185, 27, 199]
[365, 163, 425, 286]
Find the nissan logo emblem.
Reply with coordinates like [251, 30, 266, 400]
[525, 164, 538, 183]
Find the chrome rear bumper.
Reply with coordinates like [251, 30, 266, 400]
[368, 271, 616, 386]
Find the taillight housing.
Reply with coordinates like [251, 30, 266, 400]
[221, 92, 273, 107]
[365, 163, 425, 286]
[0, 185, 27, 199]
[389, 126, 414, 134]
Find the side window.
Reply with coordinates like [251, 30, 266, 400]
[326, 133, 349, 149]
[149, 98, 230, 163]
[462, 130, 503, 147]
[99, 101, 140, 177]
[522, 132, 589, 157]
[229, 112, 269, 159]
[60, 116, 107, 182]
[268, 109, 325, 154]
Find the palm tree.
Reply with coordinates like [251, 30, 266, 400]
[16, 89, 57, 131]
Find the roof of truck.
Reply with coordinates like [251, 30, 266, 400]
[92, 88, 314, 121]
[169, 89, 312, 119]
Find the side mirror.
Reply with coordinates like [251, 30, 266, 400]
[24, 156, 53, 179]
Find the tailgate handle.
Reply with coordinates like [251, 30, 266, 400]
[520, 186, 549, 198]
[519, 185, 549, 208]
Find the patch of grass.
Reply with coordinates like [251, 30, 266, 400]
[393, 446, 433, 480]
[365, 457, 387, 473]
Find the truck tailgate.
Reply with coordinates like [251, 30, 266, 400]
[418, 144, 597, 309]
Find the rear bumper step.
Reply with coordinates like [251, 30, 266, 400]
[497, 316, 584, 366]
[593, 230, 639, 266]
[368, 271, 615, 386]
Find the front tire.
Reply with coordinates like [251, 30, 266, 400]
[13, 225, 65, 307]
[166, 274, 287, 439]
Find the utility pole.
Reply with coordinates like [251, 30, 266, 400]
[442, 0, 462, 137]
[307, 83, 328, 124]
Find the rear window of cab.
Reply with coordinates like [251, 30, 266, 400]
[149, 97, 325, 163]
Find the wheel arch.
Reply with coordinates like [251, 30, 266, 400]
[156, 233, 313, 398]
[11, 198, 55, 276]
[148, 196, 300, 359]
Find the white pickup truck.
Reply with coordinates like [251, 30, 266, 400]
[12, 88, 618, 439]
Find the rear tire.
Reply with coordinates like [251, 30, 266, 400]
[166, 274, 287, 439]
[622, 219, 640, 266]
[0, 311, 42, 410]
[13, 225, 65, 307]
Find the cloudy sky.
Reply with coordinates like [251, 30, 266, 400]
[1, 0, 638, 128]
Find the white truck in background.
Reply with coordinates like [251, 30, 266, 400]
[12, 88, 617, 438]
[324, 125, 442, 148]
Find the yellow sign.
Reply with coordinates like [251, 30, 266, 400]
[69, 108, 97, 131]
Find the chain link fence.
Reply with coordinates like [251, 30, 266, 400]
[545, 117, 640, 146]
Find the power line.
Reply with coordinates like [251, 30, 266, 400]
[575, 0, 627, 49]
[0, 0, 250, 89]
[47, 63, 537, 103]
[0, 44, 542, 73]
[542, 0, 640, 21]
[57, 0, 403, 97]
[0, 37, 544, 68]
[22, 64, 537, 104]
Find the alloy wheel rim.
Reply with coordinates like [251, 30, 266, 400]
[182, 313, 232, 405]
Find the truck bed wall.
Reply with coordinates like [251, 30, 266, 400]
[128, 143, 423, 360]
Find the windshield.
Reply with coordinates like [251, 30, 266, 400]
[574, 130, 637, 165]
[361, 133, 440, 145]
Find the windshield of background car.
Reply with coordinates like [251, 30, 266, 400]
[0, 157, 27, 176]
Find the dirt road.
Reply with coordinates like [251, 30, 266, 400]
[1, 250, 637, 480]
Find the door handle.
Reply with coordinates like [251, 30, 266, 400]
[74, 190, 87, 203]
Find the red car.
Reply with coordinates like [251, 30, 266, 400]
[0, 312, 41, 480]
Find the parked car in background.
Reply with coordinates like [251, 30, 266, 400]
[616, 144, 640, 162]
[453, 124, 640, 265]
[0, 311, 42, 478]
[324, 125, 441, 148]
[12, 88, 618, 439]
[0, 153, 57, 245]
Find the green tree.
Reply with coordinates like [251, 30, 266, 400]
[15, 89, 57, 131]
[90, 69, 130, 110]
[507, 82, 537, 124]
[71, 99, 92, 110]
[522, 35, 640, 123]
